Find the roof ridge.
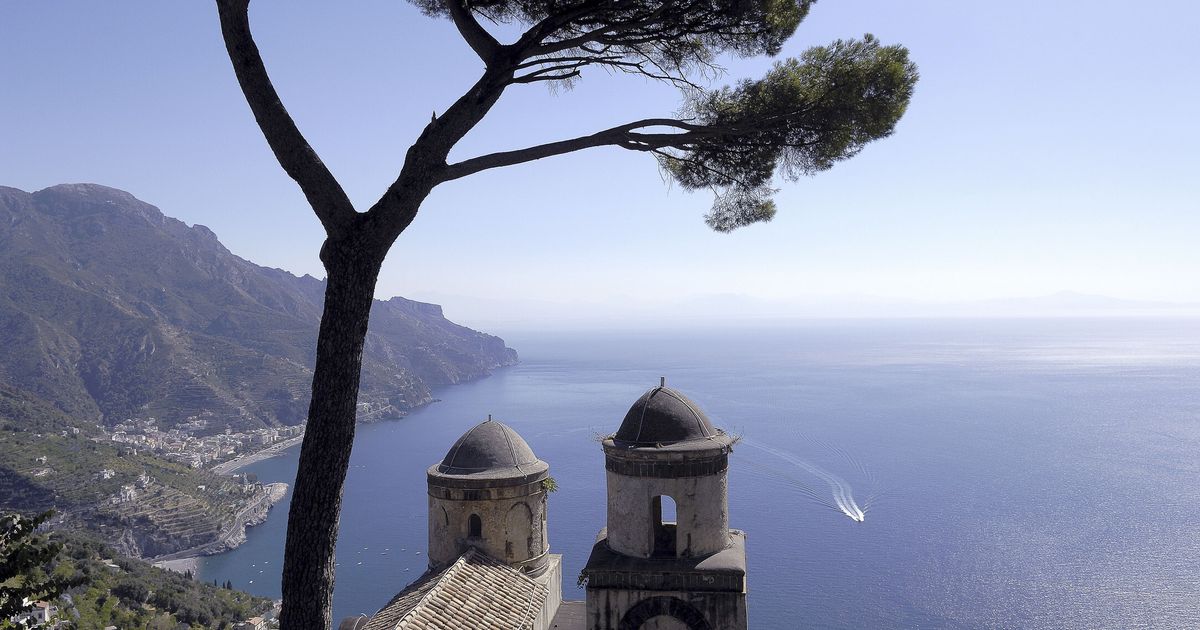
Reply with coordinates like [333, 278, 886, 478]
[466, 552, 546, 630]
[468, 549, 539, 587]
[633, 386, 663, 442]
[498, 422, 525, 472]
[367, 548, 549, 630]
[392, 549, 474, 629]
[443, 422, 483, 469]
[515, 574, 544, 630]
[661, 388, 709, 436]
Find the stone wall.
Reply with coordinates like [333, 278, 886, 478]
[584, 588, 746, 630]
[604, 471, 728, 559]
[427, 477, 549, 572]
[532, 554, 563, 630]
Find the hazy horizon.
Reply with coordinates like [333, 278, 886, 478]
[3, 1, 1198, 317]
[405, 287, 1200, 333]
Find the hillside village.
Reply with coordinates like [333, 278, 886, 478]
[105, 416, 304, 470]
[0, 184, 525, 628]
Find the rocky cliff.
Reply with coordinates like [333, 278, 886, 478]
[0, 183, 517, 430]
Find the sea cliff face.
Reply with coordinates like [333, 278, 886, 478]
[138, 482, 289, 560]
[0, 183, 517, 431]
[0, 183, 518, 558]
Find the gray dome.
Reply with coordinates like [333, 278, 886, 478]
[615, 385, 718, 446]
[438, 419, 540, 474]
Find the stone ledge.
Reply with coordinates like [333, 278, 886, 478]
[427, 464, 548, 490]
[581, 529, 747, 593]
[427, 478, 547, 500]
[604, 454, 728, 478]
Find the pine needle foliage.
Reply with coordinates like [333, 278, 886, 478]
[213, 0, 918, 625]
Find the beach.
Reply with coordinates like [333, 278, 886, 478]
[154, 556, 200, 574]
[211, 433, 305, 476]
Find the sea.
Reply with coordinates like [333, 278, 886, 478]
[196, 318, 1200, 628]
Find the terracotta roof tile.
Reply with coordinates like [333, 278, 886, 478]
[363, 549, 547, 630]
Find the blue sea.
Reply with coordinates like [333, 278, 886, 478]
[197, 319, 1200, 628]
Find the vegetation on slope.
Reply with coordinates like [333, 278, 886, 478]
[0, 184, 516, 433]
[0, 387, 256, 558]
[16, 528, 272, 629]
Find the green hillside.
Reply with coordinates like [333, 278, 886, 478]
[0, 183, 516, 432]
[26, 529, 274, 629]
[0, 386, 258, 558]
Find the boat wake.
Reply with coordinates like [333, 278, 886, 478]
[741, 438, 876, 523]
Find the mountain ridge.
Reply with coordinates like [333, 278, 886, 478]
[0, 183, 517, 430]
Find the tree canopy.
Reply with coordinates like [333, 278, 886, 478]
[412, 0, 917, 231]
[0, 512, 72, 628]
[215, 1, 917, 627]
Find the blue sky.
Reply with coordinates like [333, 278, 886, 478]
[2, 1, 1197, 326]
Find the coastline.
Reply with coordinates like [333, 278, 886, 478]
[154, 556, 200, 575]
[152, 482, 289, 569]
[210, 433, 305, 476]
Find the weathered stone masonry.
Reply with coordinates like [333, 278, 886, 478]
[347, 382, 747, 630]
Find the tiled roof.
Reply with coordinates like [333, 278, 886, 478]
[363, 549, 548, 630]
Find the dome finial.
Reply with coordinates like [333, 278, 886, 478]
[659, 376, 666, 388]
[438, 419, 542, 474]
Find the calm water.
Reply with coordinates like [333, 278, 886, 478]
[198, 319, 1200, 628]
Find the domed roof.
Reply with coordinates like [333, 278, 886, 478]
[438, 418, 541, 475]
[614, 383, 719, 446]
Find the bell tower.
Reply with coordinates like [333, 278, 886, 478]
[427, 418, 558, 578]
[582, 381, 748, 630]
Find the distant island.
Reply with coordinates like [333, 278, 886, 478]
[0, 183, 517, 561]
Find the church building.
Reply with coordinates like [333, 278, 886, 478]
[343, 381, 746, 630]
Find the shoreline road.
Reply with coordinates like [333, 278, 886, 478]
[210, 434, 305, 476]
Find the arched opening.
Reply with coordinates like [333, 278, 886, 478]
[651, 495, 677, 557]
[468, 513, 482, 538]
[618, 596, 711, 630]
[505, 502, 534, 560]
[642, 616, 691, 630]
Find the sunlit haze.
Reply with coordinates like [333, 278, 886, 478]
[2, 1, 1197, 328]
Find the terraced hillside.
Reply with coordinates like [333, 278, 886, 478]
[0, 182, 519, 556]
[0, 385, 267, 557]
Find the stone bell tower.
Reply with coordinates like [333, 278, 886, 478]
[427, 418, 556, 580]
[581, 381, 748, 630]
[343, 418, 564, 630]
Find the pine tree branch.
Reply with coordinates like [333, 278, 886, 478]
[444, 0, 501, 63]
[510, 2, 621, 56]
[215, 0, 357, 237]
[509, 54, 703, 89]
[440, 118, 712, 181]
[365, 65, 517, 234]
[525, 4, 670, 58]
[511, 69, 583, 83]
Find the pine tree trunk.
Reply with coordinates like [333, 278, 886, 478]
[278, 243, 383, 630]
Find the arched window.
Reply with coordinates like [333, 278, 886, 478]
[619, 596, 712, 630]
[651, 495, 677, 557]
[468, 513, 482, 538]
